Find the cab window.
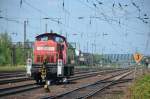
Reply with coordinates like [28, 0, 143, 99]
[41, 36, 48, 41]
[48, 35, 55, 41]
[36, 36, 48, 41]
[55, 36, 64, 43]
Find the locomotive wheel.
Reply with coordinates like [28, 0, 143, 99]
[35, 72, 43, 84]
[36, 78, 42, 84]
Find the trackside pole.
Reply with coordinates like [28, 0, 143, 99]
[133, 64, 137, 81]
[133, 53, 143, 81]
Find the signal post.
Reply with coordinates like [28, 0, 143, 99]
[133, 52, 143, 80]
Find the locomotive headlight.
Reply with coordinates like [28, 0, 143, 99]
[37, 46, 55, 51]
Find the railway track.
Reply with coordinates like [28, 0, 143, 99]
[0, 69, 126, 97]
[0, 68, 124, 85]
[0, 71, 93, 85]
[0, 71, 87, 79]
[0, 71, 92, 85]
[0, 83, 42, 97]
[69, 68, 125, 81]
[0, 73, 26, 79]
[0, 77, 30, 85]
[0, 68, 95, 79]
[41, 70, 132, 99]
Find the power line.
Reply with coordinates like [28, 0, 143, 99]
[78, 0, 149, 37]
[23, 0, 61, 24]
[23, 0, 84, 37]
[77, 0, 149, 53]
[0, 16, 40, 30]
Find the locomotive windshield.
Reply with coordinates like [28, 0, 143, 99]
[36, 36, 48, 41]
[36, 33, 65, 43]
[36, 35, 55, 41]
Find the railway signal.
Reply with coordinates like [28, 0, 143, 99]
[133, 52, 143, 80]
[133, 52, 143, 63]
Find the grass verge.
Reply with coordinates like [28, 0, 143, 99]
[0, 65, 26, 72]
[126, 73, 150, 99]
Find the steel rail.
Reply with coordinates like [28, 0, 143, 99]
[0, 77, 31, 85]
[0, 69, 126, 97]
[0, 73, 26, 79]
[0, 83, 42, 97]
[0, 68, 125, 85]
[41, 70, 131, 99]
[79, 71, 133, 99]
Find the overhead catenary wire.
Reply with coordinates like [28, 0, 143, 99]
[23, 0, 61, 24]
[87, 0, 149, 36]
[77, 0, 149, 53]
[22, 0, 85, 38]
[1, 0, 149, 54]
[77, 0, 124, 36]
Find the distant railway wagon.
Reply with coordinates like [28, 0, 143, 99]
[31, 32, 75, 84]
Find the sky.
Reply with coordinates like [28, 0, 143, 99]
[0, 0, 150, 55]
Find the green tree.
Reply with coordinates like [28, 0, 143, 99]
[0, 33, 12, 65]
[15, 47, 24, 65]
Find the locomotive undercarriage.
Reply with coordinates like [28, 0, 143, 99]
[31, 63, 74, 84]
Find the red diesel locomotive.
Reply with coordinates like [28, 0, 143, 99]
[31, 32, 75, 84]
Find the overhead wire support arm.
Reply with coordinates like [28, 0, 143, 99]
[20, 0, 85, 36]
[23, 0, 61, 24]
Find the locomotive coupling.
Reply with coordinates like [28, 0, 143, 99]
[44, 80, 51, 92]
[44, 84, 50, 92]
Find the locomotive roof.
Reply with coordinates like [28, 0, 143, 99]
[36, 33, 66, 40]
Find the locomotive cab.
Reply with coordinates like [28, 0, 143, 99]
[31, 33, 74, 84]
